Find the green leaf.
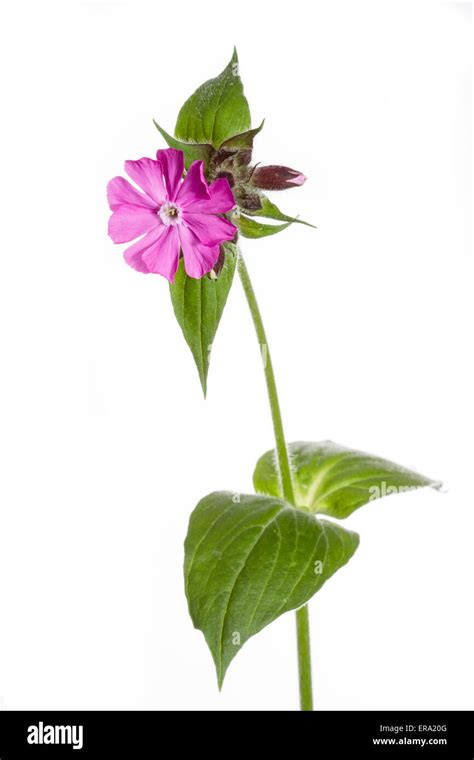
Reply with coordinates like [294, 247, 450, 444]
[184, 491, 359, 686]
[235, 214, 293, 239]
[219, 120, 265, 151]
[169, 243, 237, 397]
[247, 194, 316, 229]
[175, 49, 251, 148]
[254, 441, 441, 519]
[153, 120, 213, 170]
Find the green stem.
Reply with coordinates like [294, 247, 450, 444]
[295, 605, 313, 711]
[237, 251, 314, 711]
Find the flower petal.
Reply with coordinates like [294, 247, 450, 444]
[124, 158, 167, 205]
[108, 205, 159, 243]
[182, 177, 235, 214]
[142, 225, 181, 282]
[178, 224, 220, 279]
[107, 176, 156, 211]
[156, 149, 184, 201]
[183, 212, 236, 247]
[208, 178, 236, 212]
[176, 160, 210, 207]
[123, 225, 166, 273]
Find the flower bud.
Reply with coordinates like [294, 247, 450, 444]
[235, 187, 263, 212]
[235, 149, 252, 167]
[251, 165, 306, 191]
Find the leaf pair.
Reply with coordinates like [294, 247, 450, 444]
[184, 441, 440, 686]
[161, 51, 314, 394]
[158, 51, 246, 395]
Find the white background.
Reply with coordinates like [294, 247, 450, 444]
[0, 0, 472, 710]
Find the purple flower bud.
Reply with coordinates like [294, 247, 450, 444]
[251, 165, 307, 191]
[235, 187, 263, 212]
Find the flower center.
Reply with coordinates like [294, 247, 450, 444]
[159, 201, 183, 226]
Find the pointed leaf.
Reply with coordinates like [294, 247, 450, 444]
[247, 194, 316, 229]
[169, 243, 237, 396]
[254, 441, 441, 519]
[235, 214, 293, 239]
[153, 120, 213, 170]
[175, 49, 251, 148]
[184, 491, 359, 686]
[219, 120, 265, 151]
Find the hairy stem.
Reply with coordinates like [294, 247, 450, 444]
[295, 605, 313, 711]
[237, 251, 313, 711]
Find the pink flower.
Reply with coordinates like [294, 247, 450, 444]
[107, 148, 237, 282]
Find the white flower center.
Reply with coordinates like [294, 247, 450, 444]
[159, 201, 183, 226]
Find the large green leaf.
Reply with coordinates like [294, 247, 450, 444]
[184, 491, 359, 686]
[170, 243, 237, 396]
[175, 49, 251, 148]
[254, 441, 441, 519]
[153, 120, 213, 170]
[247, 194, 316, 229]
